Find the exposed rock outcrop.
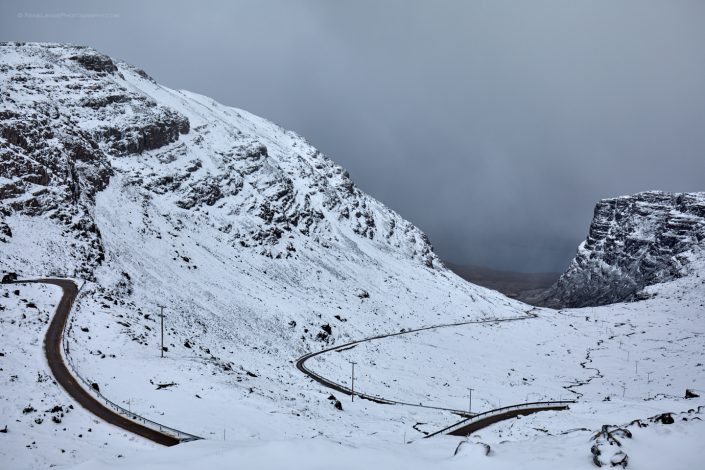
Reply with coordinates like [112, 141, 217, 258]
[537, 191, 705, 308]
[589, 406, 704, 468]
[0, 42, 191, 276]
[0, 42, 439, 276]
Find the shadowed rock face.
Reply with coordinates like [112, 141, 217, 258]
[0, 42, 191, 278]
[0, 43, 191, 215]
[69, 51, 119, 74]
[537, 191, 705, 308]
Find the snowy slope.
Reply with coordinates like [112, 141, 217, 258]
[59, 248, 705, 470]
[0, 282, 156, 469]
[1, 43, 703, 469]
[0, 43, 528, 468]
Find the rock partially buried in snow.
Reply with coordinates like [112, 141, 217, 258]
[453, 440, 491, 457]
[685, 389, 700, 399]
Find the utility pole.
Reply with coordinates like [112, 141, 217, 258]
[350, 361, 357, 402]
[158, 305, 165, 358]
[647, 371, 653, 383]
[635, 360, 638, 375]
[468, 388, 474, 413]
[621, 383, 626, 398]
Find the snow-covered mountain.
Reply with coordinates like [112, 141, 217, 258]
[0, 40, 511, 369]
[537, 191, 705, 308]
[0, 42, 437, 278]
[0, 42, 530, 467]
[2, 43, 703, 470]
[1, 40, 496, 359]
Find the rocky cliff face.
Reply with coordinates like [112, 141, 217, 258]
[0, 42, 437, 279]
[0, 43, 192, 276]
[538, 191, 705, 308]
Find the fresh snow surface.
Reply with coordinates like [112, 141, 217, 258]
[0, 283, 156, 469]
[0, 44, 703, 469]
[64, 415, 705, 470]
[2, 253, 703, 469]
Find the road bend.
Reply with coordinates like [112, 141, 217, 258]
[19, 278, 181, 446]
[296, 310, 540, 417]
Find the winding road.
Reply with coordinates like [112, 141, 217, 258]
[295, 311, 539, 409]
[296, 308, 574, 436]
[14, 276, 573, 443]
[424, 400, 574, 438]
[17, 278, 182, 446]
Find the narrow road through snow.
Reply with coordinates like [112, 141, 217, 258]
[19, 278, 182, 446]
[296, 308, 577, 436]
[424, 400, 574, 438]
[16, 276, 572, 443]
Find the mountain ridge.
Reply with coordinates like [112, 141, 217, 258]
[0, 42, 439, 279]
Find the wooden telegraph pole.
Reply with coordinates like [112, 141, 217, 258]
[158, 305, 165, 358]
[350, 361, 357, 402]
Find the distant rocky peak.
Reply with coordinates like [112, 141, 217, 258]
[538, 191, 705, 308]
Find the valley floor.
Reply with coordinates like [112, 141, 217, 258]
[1, 259, 704, 469]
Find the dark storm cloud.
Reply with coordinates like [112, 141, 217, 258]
[3, 0, 704, 272]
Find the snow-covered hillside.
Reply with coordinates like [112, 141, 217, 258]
[1, 43, 703, 469]
[0, 42, 527, 467]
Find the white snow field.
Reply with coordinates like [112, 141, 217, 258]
[4, 268, 702, 470]
[2, 240, 703, 469]
[0, 44, 703, 468]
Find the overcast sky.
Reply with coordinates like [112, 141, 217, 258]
[2, 0, 704, 272]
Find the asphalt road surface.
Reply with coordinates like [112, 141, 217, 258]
[295, 310, 578, 439]
[295, 310, 541, 418]
[23, 278, 181, 446]
[15, 277, 567, 442]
